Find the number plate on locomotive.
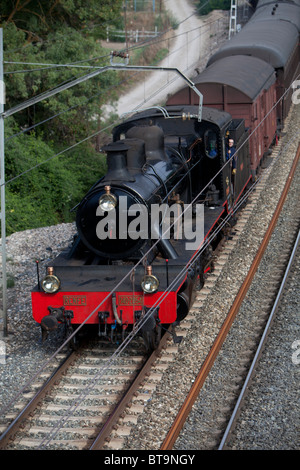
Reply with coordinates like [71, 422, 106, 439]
[63, 295, 87, 306]
[118, 294, 143, 306]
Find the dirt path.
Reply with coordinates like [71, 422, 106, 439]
[113, 0, 208, 117]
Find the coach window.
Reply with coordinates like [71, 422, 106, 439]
[204, 130, 218, 159]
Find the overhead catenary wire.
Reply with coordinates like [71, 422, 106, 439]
[1, 22, 216, 120]
[2, 0, 214, 66]
[36, 128, 300, 449]
[3, 126, 300, 447]
[2, 69, 297, 191]
[2, 14, 226, 182]
[0, 5, 298, 445]
[3, 0, 158, 56]
[3, 12, 225, 75]
[2, 9, 225, 127]
[4, 75, 124, 142]
[0, 67, 205, 191]
[0, 0, 225, 422]
[2, 10, 226, 151]
[0, 32, 297, 346]
[0, 79, 298, 437]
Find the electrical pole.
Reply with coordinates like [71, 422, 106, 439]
[0, 28, 7, 337]
[229, 0, 237, 39]
[123, 1, 129, 52]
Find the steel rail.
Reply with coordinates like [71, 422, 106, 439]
[160, 142, 300, 450]
[89, 329, 171, 450]
[0, 330, 169, 450]
[0, 349, 77, 449]
[218, 227, 300, 449]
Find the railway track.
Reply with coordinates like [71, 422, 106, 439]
[1, 137, 299, 451]
[218, 228, 300, 449]
[0, 326, 183, 450]
[0, 331, 178, 449]
[160, 142, 300, 450]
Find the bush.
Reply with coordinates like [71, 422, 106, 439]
[4, 118, 107, 235]
[196, 0, 231, 15]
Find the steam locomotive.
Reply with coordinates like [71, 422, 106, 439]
[31, 0, 300, 350]
[32, 105, 250, 349]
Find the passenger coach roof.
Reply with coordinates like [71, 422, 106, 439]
[196, 55, 276, 101]
[207, 20, 298, 68]
[256, 0, 300, 7]
[251, 2, 300, 30]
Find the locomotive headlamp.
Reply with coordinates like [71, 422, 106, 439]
[99, 185, 117, 212]
[41, 267, 60, 294]
[141, 266, 159, 294]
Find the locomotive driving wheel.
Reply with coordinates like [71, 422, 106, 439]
[142, 324, 162, 353]
[65, 324, 79, 350]
[140, 307, 162, 353]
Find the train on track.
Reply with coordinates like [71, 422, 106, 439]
[31, 0, 300, 350]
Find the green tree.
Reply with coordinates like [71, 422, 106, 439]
[196, 0, 230, 15]
[4, 117, 107, 234]
[3, 22, 120, 144]
[0, 1, 123, 40]
[1, 2, 122, 234]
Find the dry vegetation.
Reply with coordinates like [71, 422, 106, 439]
[102, 4, 178, 65]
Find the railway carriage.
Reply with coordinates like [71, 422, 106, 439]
[206, 4, 300, 126]
[167, 55, 277, 175]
